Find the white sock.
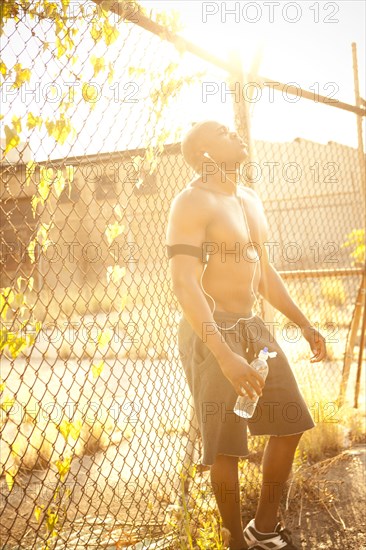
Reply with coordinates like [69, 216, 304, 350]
[253, 519, 278, 534]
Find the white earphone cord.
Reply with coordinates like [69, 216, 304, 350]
[199, 158, 260, 331]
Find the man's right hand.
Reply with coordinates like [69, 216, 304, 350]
[218, 350, 265, 399]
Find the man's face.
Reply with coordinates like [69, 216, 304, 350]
[199, 121, 249, 165]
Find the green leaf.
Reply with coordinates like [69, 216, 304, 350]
[31, 196, 41, 219]
[90, 21, 102, 42]
[106, 265, 126, 284]
[1, 395, 16, 411]
[34, 505, 43, 523]
[119, 294, 128, 312]
[128, 66, 146, 77]
[45, 507, 59, 535]
[58, 418, 71, 440]
[28, 276, 34, 292]
[5, 468, 17, 491]
[66, 165, 75, 182]
[107, 62, 114, 84]
[44, 1, 58, 18]
[91, 360, 105, 378]
[16, 276, 24, 290]
[61, 0, 71, 14]
[54, 169, 66, 198]
[102, 20, 119, 46]
[27, 112, 43, 130]
[0, 288, 14, 320]
[26, 160, 36, 186]
[45, 115, 73, 145]
[0, 60, 7, 77]
[55, 457, 71, 481]
[27, 238, 37, 263]
[105, 222, 125, 245]
[4, 124, 20, 155]
[58, 417, 82, 441]
[98, 330, 112, 348]
[69, 419, 82, 440]
[13, 292, 24, 309]
[13, 64, 31, 88]
[12, 115, 21, 133]
[82, 83, 99, 103]
[39, 172, 51, 202]
[90, 55, 105, 78]
[114, 204, 123, 219]
[8, 336, 27, 358]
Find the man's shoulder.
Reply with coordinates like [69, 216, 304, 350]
[172, 182, 216, 205]
[238, 185, 266, 209]
[238, 185, 261, 201]
[168, 184, 215, 228]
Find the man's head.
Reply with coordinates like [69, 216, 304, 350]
[181, 120, 248, 173]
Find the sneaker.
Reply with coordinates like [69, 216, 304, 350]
[243, 519, 298, 549]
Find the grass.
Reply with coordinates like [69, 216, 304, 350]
[2, 276, 364, 548]
[162, 382, 365, 549]
[0, 395, 124, 477]
[319, 279, 347, 307]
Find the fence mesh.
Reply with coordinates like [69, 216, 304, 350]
[0, 2, 365, 549]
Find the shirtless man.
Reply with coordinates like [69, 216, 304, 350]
[166, 120, 326, 550]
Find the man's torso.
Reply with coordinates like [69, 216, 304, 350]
[183, 177, 267, 313]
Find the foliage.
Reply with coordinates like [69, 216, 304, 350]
[319, 278, 346, 307]
[0, 277, 41, 358]
[0, 3, 206, 548]
[342, 228, 365, 266]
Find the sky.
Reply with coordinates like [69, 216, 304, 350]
[148, 0, 366, 147]
[1, 0, 365, 161]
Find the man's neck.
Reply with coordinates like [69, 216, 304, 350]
[210, 171, 240, 196]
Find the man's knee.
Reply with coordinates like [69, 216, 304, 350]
[211, 453, 239, 468]
[271, 432, 303, 446]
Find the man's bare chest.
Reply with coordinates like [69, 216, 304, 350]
[206, 196, 262, 247]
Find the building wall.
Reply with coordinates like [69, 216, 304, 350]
[1, 140, 363, 312]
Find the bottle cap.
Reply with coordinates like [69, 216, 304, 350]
[259, 347, 277, 359]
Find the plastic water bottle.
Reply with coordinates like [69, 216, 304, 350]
[233, 347, 277, 419]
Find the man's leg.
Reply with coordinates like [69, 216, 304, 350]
[210, 454, 245, 550]
[255, 433, 303, 533]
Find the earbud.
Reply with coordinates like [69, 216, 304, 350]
[195, 154, 260, 325]
[203, 153, 215, 162]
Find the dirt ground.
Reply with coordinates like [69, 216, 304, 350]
[283, 444, 366, 549]
[1, 316, 364, 550]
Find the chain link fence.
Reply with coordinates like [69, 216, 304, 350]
[1, 2, 365, 548]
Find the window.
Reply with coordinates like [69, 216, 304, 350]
[59, 179, 81, 203]
[0, 197, 38, 272]
[95, 175, 118, 200]
[133, 171, 158, 196]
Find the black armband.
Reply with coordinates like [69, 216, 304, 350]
[166, 244, 208, 264]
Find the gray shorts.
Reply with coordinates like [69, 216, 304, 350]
[178, 309, 315, 466]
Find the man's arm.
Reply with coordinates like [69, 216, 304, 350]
[259, 261, 311, 328]
[166, 189, 232, 362]
[258, 224, 327, 363]
[166, 189, 264, 398]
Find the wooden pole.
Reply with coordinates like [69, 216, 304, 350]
[350, 42, 366, 408]
[339, 273, 365, 406]
[354, 287, 366, 408]
[227, 50, 254, 185]
[92, 1, 366, 117]
[352, 42, 366, 214]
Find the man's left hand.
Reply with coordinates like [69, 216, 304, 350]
[301, 326, 327, 362]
